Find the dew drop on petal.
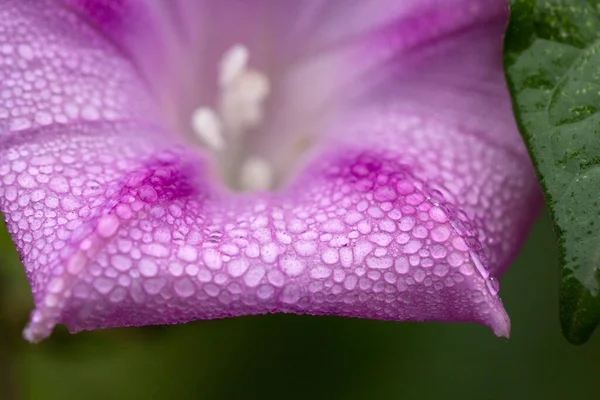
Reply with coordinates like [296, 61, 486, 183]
[174, 277, 196, 298]
[96, 215, 120, 238]
[139, 258, 158, 277]
[138, 185, 158, 203]
[488, 276, 500, 295]
[280, 254, 306, 276]
[280, 284, 301, 304]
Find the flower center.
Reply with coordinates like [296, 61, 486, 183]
[191, 44, 274, 191]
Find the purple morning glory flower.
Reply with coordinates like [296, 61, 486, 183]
[0, 0, 542, 342]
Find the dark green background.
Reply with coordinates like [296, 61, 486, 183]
[1, 210, 598, 400]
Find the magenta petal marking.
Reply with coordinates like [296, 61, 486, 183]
[0, 0, 542, 341]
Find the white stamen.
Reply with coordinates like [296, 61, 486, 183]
[191, 107, 225, 151]
[240, 156, 273, 191]
[220, 70, 270, 134]
[219, 44, 249, 87]
[191, 44, 277, 191]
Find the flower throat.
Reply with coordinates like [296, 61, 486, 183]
[191, 44, 274, 192]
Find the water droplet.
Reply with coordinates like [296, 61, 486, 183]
[465, 236, 481, 251]
[321, 248, 339, 265]
[413, 268, 426, 283]
[109, 287, 127, 303]
[115, 203, 133, 219]
[141, 243, 170, 258]
[67, 252, 87, 274]
[280, 284, 301, 304]
[34, 111, 53, 125]
[47, 277, 65, 294]
[366, 256, 393, 269]
[447, 252, 464, 267]
[244, 266, 265, 287]
[257, 284, 274, 300]
[111, 254, 132, 272]
[97, 214, 120, 238]
[143, 277, 166, 294]
[139, 185, 158, 203]
[426, 189, 445, 205]
[202, 248, 222, 269]
[344, 274, 358, 290]
[227, 258, 249, 277]
[320, 219, 345, 233]
[204, 283, 220, 297]
[430, 244, 448, 259]
[174, 277, 196, 298]
[374, 186, 397, 202]
[17, 172, 36, 188]
[197, 268, 212, 282]
[402, 239, 422, 255]
[310, 266, 331, 279]
[429, 206, 447, 223]
[433, 263, 449, 277]
[260, 242, 279, 264]
[9, 118, 31, 131]
[488, 276, 500, 295]
[177, 245, 198, 263]
[0, 44, 13, 54]
[398, 216, 416, 232]
[293, 240, 317, 257]
[18, 44, 34, 60]
[396, 180, 415, 195]
[431, 225, 451, 242]
[472, 290, 484, 304]
[93, 277, 115, 294]
[81, 105, 100, 120]
[139, 258, 158, 277]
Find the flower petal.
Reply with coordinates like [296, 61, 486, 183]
[0, 0, 159, 133]
[55, 0, 508, 137]
[10, 122, 521, 341]
[330, 3, 541, 278]
[0, 0, 542, 342]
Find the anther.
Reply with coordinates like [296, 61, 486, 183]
[219, 69, 270, 134]
[191, 107, 225, 151]
[219, 44, 249, 87]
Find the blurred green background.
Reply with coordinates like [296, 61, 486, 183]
[1, 209, 599, 400]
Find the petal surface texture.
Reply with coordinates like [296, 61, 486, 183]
[0, 0, 542, 341]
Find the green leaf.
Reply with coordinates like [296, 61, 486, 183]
[504, 0, 600, 344]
